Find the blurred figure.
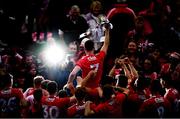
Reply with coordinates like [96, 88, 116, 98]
[106, 0, 136, 57]
[41, 81, 75, 118]
[124, 76, 150, 117]
[67, 87, 87, 117]
[23, 75, 49, 98]
[122, 40, 141, 69]
[27, 89, 43, 118]
[138, 79, 171, 118]
[0, 73, 27, 117]
[84, 84, 129, 117]
[140, 57, 158, 81]
[127, 16, 154, 53]
[66, 26, 110, 96]
[161, 74, 180, 117]
[62, 5, 88, 45]
[84, 0, 106, 51]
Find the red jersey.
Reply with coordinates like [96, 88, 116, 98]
[68, 102, 96, 118]
[164, 88, 180, 113]
[67, 103, 85, 117]
[124, 90, 148, 117]
[107, 4, 136, 20]
[41, 96, 70, 118]
[144, 72, 158, 80]
[76, 51, 106, 88]
[0, 88, 24, 117]
[92, 92, 126, 117]
[138, 95, 171, 118]
[164, 88, 179, 104]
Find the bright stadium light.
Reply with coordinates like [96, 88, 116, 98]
[44, 43, 66, 66]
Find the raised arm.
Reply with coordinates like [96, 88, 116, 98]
[108, 58, 119, 77]
[128, 60, 139, 80]
[100, 25, 110, 54]
[67, 65, 81, 83]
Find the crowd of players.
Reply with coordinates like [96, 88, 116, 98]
[0, 0, 180, 118]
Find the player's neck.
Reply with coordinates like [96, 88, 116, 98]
[49, 94, 56, 98]
[86, 51, 94, 55]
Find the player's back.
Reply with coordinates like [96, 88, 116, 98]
[138, 95, 171, 118]
[42, 96, 70, 118]
[0, 88, 24, 117]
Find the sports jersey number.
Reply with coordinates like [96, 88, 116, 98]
[90, 63, 99, 71]
[43, 105, 59, 118]
[157, 106, 164, 118]
[0, 97, 17, 112]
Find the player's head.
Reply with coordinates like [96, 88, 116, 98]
[116, 75, 128, 88]
[58, 89, 68, 98]
[135, 76, 149, 91]
[33, 75, 44, 88]
[75, 87, 86, 101]
[102, 84, 114, 100]
[84, 40, 94, 52]
[41, 79, 51, 90]
[47, 81, 58, 95]
[150, 79, 163, 94]
[161, 73, 173, 88]
[33, 89, 43, 102]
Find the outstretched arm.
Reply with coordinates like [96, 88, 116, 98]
[67, 65, 81, 84]
[100, 25, 110, 54]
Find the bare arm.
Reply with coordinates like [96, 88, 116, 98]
[84, 101, 95, 116]
[67, 65, 81, 84]
[100, 26, 110, 54]
[108, 58, 119, 77]
[119, 59, 133, 85]
[128, 62, 139, 80]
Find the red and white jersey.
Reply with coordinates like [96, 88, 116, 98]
[144, 72, 158, 80]
[124, 90, 148, 117]
[164, 88, 180, 112]
[41, 96, 70, 118]
[92, 92, 126, 117]
[67, 102, 96, 117]
[164, 88, 179, 103]
[67, 102, 86, 117]
[138, 95, 171, 118]
[76, 51, 106, 88]
[0, 88, 24, 117]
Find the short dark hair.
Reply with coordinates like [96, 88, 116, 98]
[58, 90, 68, 98]
[41, 80, 50, 90]
[150, 79, 162, 94]
[34, 76, 44, 87]
[75, 87, 86, 101]
[103, 84, 114, 100]
[84, 40, 94, 51]
[33, 89, 43, 102]
[117, 75, 128, 88]
[47, 81, 58, 94]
